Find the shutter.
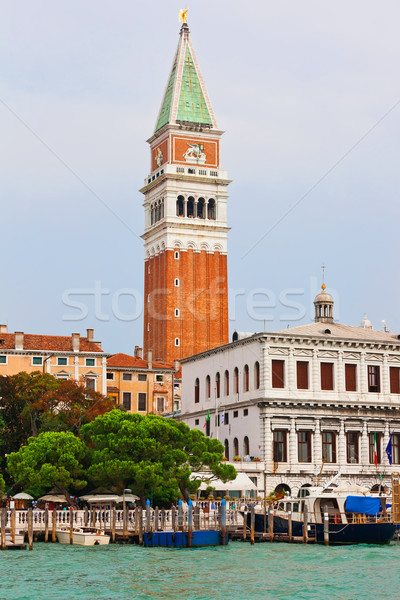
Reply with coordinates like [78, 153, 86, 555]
[345, 364, 357, 391]
[390, 367, 400, 394]
[296, 361, 309, 390]
[321, 362, 334, 390]
[272, 360, 284, 388]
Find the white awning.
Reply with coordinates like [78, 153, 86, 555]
[194, 472, 257, 492]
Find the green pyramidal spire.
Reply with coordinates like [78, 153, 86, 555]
[155, 23, 217, 133]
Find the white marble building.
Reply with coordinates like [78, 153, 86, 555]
[179, 287, 400, 496]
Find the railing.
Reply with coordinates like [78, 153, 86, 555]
[6, 507, 243, 533]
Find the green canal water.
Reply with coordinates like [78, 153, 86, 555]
[0, 541, 399, 600]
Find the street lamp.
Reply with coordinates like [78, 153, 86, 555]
[123, 488, 132, 538]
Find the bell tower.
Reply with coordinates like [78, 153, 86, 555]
[140, 18, 230, 363]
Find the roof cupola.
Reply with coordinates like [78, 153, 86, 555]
[314, 283, 334, 323]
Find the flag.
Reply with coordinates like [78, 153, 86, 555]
[386, 433, 393, 465]
[203, 410, 210, 429]
[373, 432, 378, 468]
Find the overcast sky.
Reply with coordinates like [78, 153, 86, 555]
[1, 1, 399, 354]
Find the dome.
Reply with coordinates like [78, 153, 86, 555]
[314, 283, 334, 324]
[360, 313, 373, 329]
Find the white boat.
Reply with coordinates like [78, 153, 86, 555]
[56, 526, 110, 546]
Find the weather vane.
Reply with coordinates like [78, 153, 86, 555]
[179, 8, 188, 24]
[321, 263, 326, 290]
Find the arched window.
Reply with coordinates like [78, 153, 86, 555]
[187, 196, 194, 218]
[224, 370, 229, 395]
[274, 483, 291, 496]
[243, 436, 250, 456]
[207, 198, 216, 220]
[160, 199, 164, 219]
[234, 367, 239, 394]
[224, 439, 229, 461]
[233, 437, 239, 457]
[254, 361, 260, 389]
[243, 364, 249, 392]
[215, 372, 220, 398]
[194, 378, 199, 403]
[176, 195, 184, 217]
[197, 197, 205, 218]
[206, 375, 211, 399]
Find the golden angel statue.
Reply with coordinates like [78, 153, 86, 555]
[179, 9, 188, 24]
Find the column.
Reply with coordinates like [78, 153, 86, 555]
[313, 419, 322, 466]
[383, 421, 390, 464]
[338, 419, 346, 466]
[382, 355, 389, 396]
[312, 349, 319, 395]
[263, 417, 273, 470]
[287, 348, 295, 392]
[360, 420, 369, 466]
[194, 198, 198, 218]
[261, 346, 270, 390]
[289, 417, 297, 467]
[205, 199, 209, 220]
[74, 356, 79, 381]
[360, 352, 367, 394]
[337, 350, 344, 393]
[183, 197, 188, 217]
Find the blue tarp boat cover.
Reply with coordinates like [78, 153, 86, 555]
[345, 496, 381, 515]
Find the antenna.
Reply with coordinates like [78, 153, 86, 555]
[321, 263, 326, 285]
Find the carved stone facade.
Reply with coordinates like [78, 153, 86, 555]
[180, 313, 400, 495]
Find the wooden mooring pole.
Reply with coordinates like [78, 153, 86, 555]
[250, 505, 255, 545]
[288, 511, 293, 543]
[323, 512, 329, 546]
[220, 499, 227, 546]
[44, 508, 49, 543]
[303, 505, 309, 544]
[242, 511, 247, 541]
[69, 507, 74, 545]
[11, 508, 16, 544]
[138, 508, 143, 545]
[187, 499, 193, 548]
[268, 508, 274, 543]
[154, 507, 159, 531]
[146, 499, 151, 534]
[1, 507, 6, 550]
[111, 507, 116, 543]
[52, 508, 57, 543]
[27, 507, 33, 551]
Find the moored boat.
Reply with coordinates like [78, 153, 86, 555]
[56, 526, 110, 546]
[247, 480, 396, 545]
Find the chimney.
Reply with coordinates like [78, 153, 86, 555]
[0, 324, 7, 334]
[134, 345, 143, 359]
[174, 359, 180, 373]
[71, 333, 80, 352]
[86, 328, 94, 342]
[147, 349, 152, 370]
[15, 332, 24, 350]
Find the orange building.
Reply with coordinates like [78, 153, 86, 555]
[0, 325, 107, 393]
[141, 20, 230, 364]
[106, 348, 181, 415]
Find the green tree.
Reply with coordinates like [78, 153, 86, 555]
[35, 378, 114, 435]
[7, 431, 88, 503]
[0, 372, 59, 457]
[81, 410, 236, 506]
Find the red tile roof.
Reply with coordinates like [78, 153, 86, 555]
[0, 333, 103, 353]
[107, 353, 173, 370]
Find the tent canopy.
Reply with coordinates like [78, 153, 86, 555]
[38, 494, 68, 503]
[80, 494, 139, 504]
[193, 472, 257, 492]
[13, 492, 34, 500]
